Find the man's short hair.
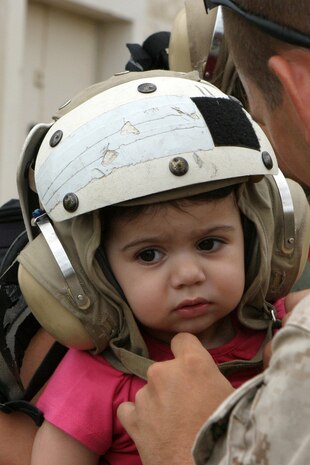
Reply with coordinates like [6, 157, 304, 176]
[222, 0, 310, 110]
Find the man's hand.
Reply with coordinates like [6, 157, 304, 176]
[284, 289, 310, 315]
[117, 333, 234, 465]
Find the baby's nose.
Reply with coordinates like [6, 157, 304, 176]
[170, 254, 206, 288]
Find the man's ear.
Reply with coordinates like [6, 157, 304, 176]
[268, 50, 310, 143]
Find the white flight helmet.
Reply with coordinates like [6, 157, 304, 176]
[16, 70, 310, 379]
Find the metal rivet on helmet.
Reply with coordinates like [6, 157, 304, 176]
[169, 157, 189, 176]
[137, 82, 157, 94]
[50, 129, 63, 147]
[63, 193, 79, 212]
[262, 151, 273, 170]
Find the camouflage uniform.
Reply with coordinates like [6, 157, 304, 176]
[193, 295, 310, 465]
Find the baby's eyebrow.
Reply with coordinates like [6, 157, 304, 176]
[121, 225, 236, 251]
[121, 235, 166, 251]
[198, 225, 235, 235]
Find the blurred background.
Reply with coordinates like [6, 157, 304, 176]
[0, 0, 184, 204]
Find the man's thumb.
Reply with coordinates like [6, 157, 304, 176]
[117, 401, 136, 429]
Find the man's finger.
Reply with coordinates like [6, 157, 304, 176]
[170, 332, 211, 358]
[117, 402, 136, 431]
[285, 289, 310, 314]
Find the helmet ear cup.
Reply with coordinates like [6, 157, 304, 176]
[18, 265, 94, 350]
[267, 177, 310, 302]
[236, 175, 310, 330]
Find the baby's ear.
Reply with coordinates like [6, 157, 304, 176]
[268, 50, 310, 143]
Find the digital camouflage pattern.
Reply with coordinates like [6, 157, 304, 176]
[193, 294, 310, 465]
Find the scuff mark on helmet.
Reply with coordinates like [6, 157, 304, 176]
[172, 106, 200, 120]
[193, 152, 203, 168]
[121, 121, 140, 135]
[102, 146, 118, 164]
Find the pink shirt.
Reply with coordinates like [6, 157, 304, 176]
[37, 304, 285, 465]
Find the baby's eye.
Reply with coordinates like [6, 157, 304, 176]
[197, 238, 221, 252]
[138, 249, 162, 263]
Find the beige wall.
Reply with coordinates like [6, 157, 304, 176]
[0, 0, 183, 205]
[146, 0, 185, 34]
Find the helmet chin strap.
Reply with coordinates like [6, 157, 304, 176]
[33, 208, 127, 308]
[32, 209, 90, 309]
[273, 170, 295, 255]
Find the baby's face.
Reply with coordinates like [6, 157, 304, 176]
[105, 194, 245, 347]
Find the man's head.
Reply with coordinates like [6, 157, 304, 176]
[221, 1, 310, 105]
[205, 0, 310, 188]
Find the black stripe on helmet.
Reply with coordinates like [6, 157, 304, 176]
[191, 97, 260, 150]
